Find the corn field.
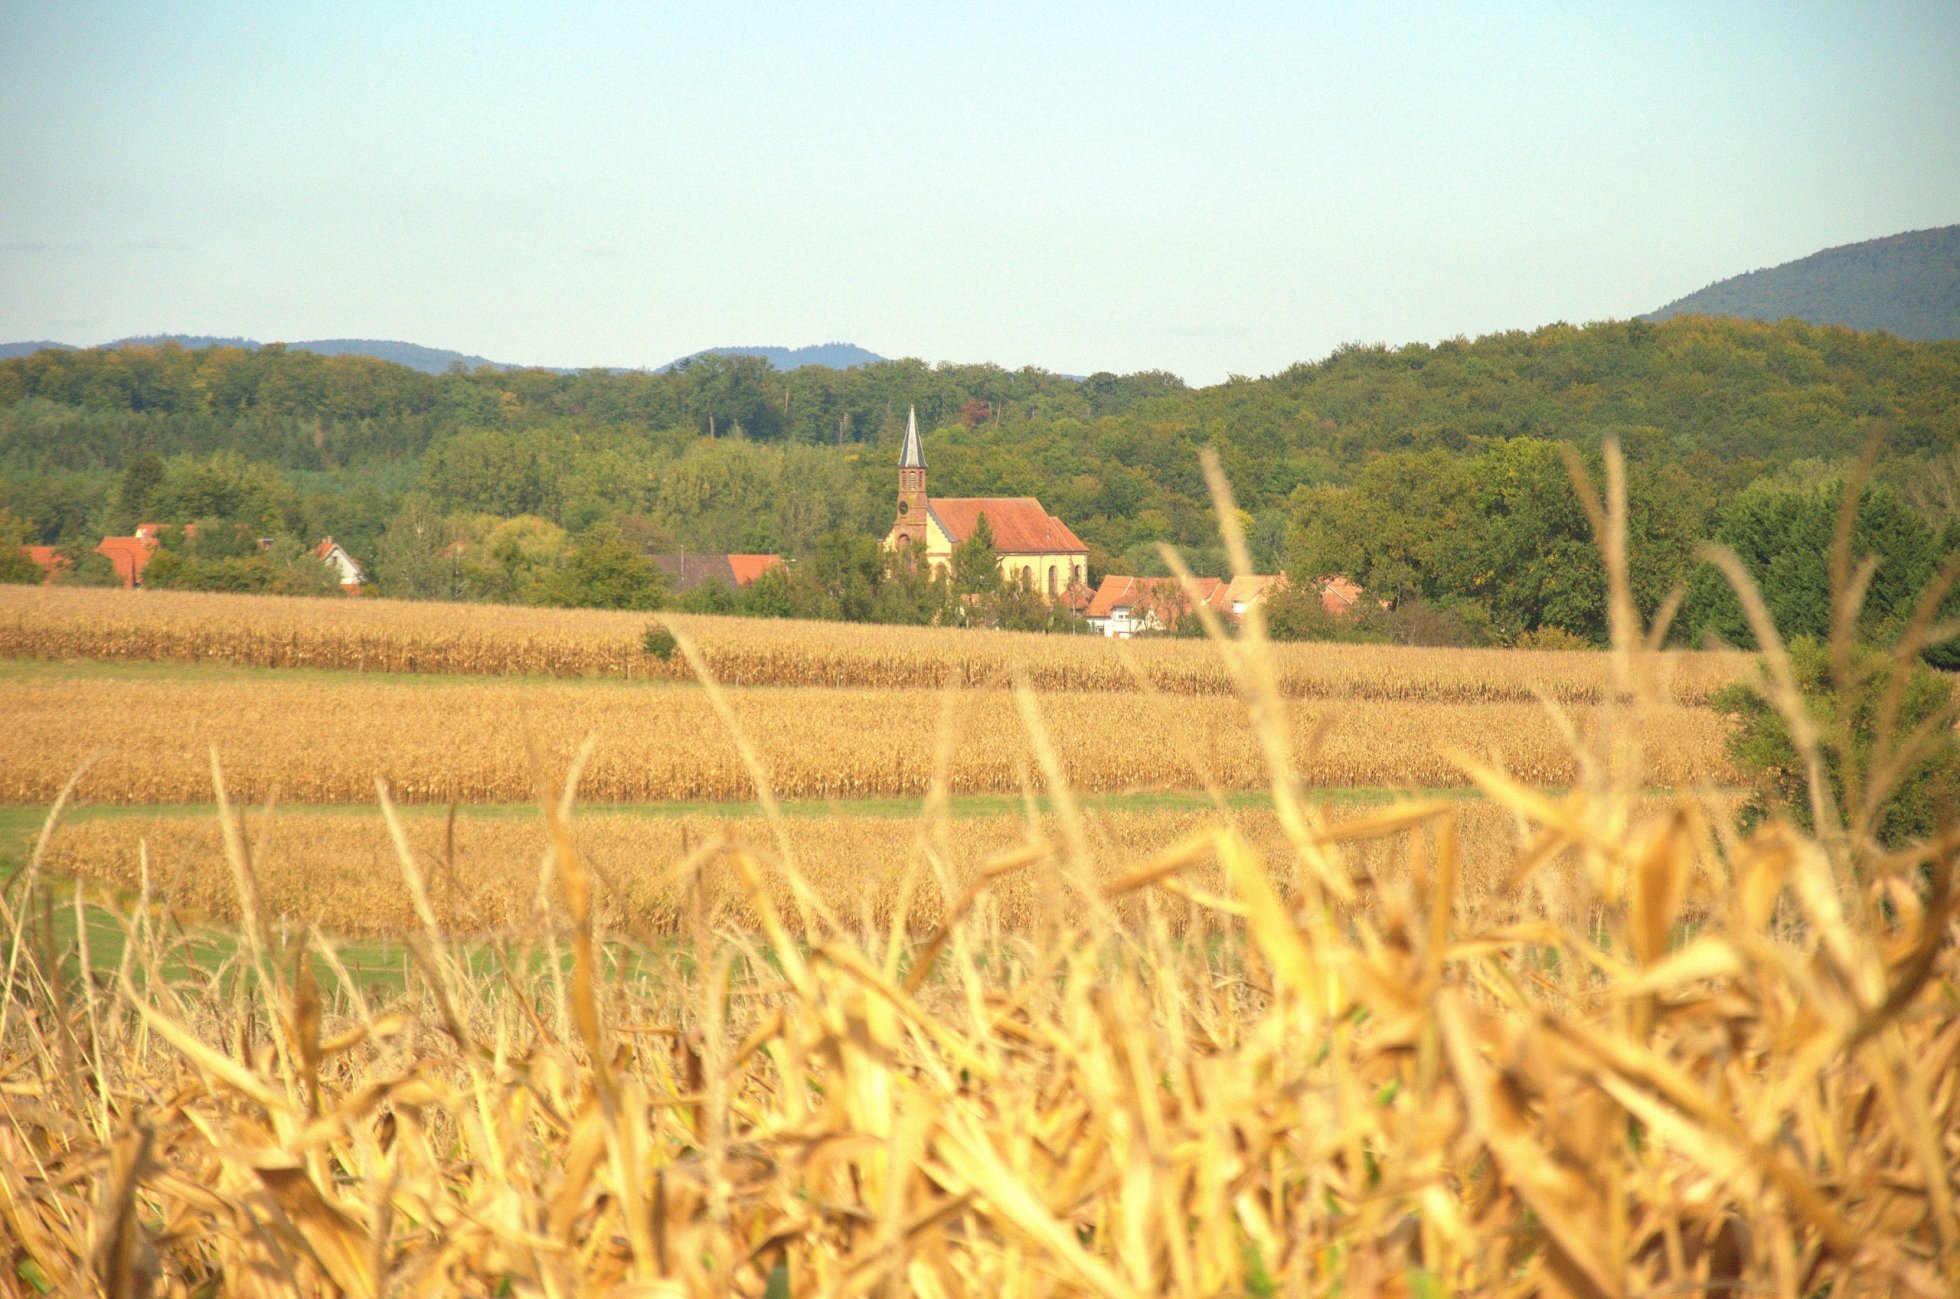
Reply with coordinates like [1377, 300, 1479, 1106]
[4, 686, 1955, 1293]
[4, 449, 1954, 1294]
[0, 583, 1752, 703]
[1, 666, 1735, 804]
[39, 797, 1682, 938]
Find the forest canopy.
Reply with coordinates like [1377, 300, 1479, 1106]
[2, 315, 1956, 646]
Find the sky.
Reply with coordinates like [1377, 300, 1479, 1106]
[1, 1, 1956, 385]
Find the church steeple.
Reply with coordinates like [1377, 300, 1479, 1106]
[899, 406, 926, 469]
[893, 406, 928, 551]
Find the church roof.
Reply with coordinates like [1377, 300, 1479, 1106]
[898, 406, 926, 469]
[928, 498, 1087, 554]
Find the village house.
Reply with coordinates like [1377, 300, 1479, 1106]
[86, 523, 369, 593]
[311, 537, 368, 594]
[1223, 574, 1284, 621]
[1318, 574, 1363, 615]
[95, 527, 163, 588]
[18, 545, 70, 584]
[647, 553, 784, 593]
[1084, 575, 1234, 637]
[883, 407, 1088, 602]
[1084, 572, 1355, 637]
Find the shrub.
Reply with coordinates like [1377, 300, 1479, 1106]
[641, 625, 677, 661]
[1711, 636, 1959, 848]
[1515, 625, 1592, 651]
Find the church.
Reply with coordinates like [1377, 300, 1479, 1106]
[884, 407, 1089, 601]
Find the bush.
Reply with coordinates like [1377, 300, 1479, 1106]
[1263, 584, 1380, 643]
[55, 548, 123, 587]
[527, 528, 669, 611]
[1364, 597, 1503, 648]
[641, 625, 677, 661]
[1712, 636, 1959, 848]
[1514, 625, 1592, 651]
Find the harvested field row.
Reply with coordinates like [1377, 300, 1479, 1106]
[0, 583, 1753, 703]
[41, 796, 1696, 937]
[11, 785, 1951, 1293]
[2, 666, 1736, 804]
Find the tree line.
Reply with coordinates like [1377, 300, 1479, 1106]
[2, 317, 1956, 652]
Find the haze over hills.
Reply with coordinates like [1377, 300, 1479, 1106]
[0, 335, 889, 375]
[0, 335, 515, 373]
[9, 220, 1959, 378]
[1644, 225, 1960, 341]
[661, 343, 885, 371]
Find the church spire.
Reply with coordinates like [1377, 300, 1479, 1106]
[899, 406, 926, 469]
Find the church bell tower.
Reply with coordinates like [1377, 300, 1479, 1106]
[894, 406, 928, 550]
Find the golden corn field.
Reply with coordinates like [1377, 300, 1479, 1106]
[0, 663, 1736, 803]
[40, 797, 1683, 937]
[5, 680, 1957, 1294]
[0, 583, 1752, 702]
[4, 454, 1956, 1295]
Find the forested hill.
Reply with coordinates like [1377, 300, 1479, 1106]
[664, 343, 884, 371]
[1644, 225, 1960, 341]
[0, 335, 517, 373]
[0, 336, 890, 374]
[2, 315, 1957, 647]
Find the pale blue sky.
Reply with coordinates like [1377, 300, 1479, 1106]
[2, 1, 1955, 383]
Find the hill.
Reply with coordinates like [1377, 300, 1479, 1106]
[0, 334, 519, 374]
[0, 335, 887, 375]
[664, 342, 884, 371]
[272, 338, 516, 372]
[0, 341, 74, 361]
[1644, 225, 1960, 341]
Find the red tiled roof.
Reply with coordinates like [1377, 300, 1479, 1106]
[1084, 575, 1224, 623]
[649, 553, 785, 592]
[96, 536, 158, 588]
[726, 554, 784, 586]
[1320, 575, 1363, 615]
[1223, 574, 1282, 609]
[927, 498, 1086, 554]
[20, 546, 69, 583]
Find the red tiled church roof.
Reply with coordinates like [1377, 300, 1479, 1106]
[927, 498, 1086, 554]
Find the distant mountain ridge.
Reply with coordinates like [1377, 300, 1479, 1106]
[1644, 225, 1960, 341]
[662, 343, 885, 371]
[0, 334, 516, 373]
[0, 334, 888, 375]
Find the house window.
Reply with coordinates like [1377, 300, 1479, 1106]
[1047, 564, 1057, 596]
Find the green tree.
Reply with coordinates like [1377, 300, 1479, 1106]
[116, 453, 165, 523]
[1712, 638, 1959, 849]
[1687, 481, 1937, 648]
[0, 511, 42, 584]
[262, 538, 344, 597]
[456, 515, 568, 603]
[949, 512, 1001, 596]
[55, 546, 122, 587]
[526, 527, 669, 610]
[375, 494, 455, 599]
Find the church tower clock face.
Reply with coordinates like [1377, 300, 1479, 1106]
[897, 497, 910, 514]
